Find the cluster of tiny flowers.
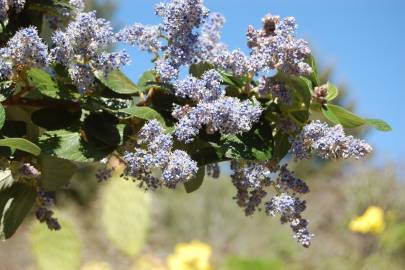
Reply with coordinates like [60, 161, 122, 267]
[0, 27, 49, 80]
[230, 160, 274, 216]
[265, 193, 313, 247]
[212, 49, 250, 76]
[153, 0, 208, 80]
[123, 120, 198, 189]
[246, 14, 312, 75]
[35, 188, 61, 230]
[258, 76, 291, 104]
[230, 161, 313, 247]
[291, 120, 373, 160]
[0, 0, 25, 22]
[196, 12, 227, 62]
[50, 11, 129, 92]
[116, 24, 162, 54]
[172, 70, 262, 142]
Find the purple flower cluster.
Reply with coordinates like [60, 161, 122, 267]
[50, 11, 130, 92]
[123, 120, 198, 189]
[258, 76, 291, 104]
[291, 120, 373, 160]
[153, 0, 208, 80]
[0, 0, 25, 22]
[231, 161, 273, 216]
[196, 12, 227, 62]
[231, 161, 313, 247]
[116, 24, 162, 54]
[36, 188, 61, 230]
[0, 27, 49, 80]
[265, 193, 313, 247]
[247, 14, 312, 75]
[173, 70, 262, 142]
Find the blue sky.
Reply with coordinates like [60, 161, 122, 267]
[115, 0, 404, 163]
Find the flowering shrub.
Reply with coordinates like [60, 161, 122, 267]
[349, 206, 385, 234]
[167, 241, 213, 270]
[0, 0, 391, 247]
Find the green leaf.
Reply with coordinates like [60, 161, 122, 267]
[31, 108, 81, 130]
[27, 68, 79, 100]
[27, 68, 58, 97]
[273, 132, 291, 161]
[0, 138, 41, 156]
[119, 106, 165, 125]
[38, 130, 110, 162]
[95, 70, 140, 95]
[289, 76, 312, 107]
[0, 104, 5, 130]
[184, 166, 205, 193]
[30, 214, 82, 270]
[322, 104, 366, 128]
[189, 62, 214, 78]
[0, 170, 14, 191]
[289, 110, 309, 124]
[306, 54, 320, 87]
[0, 183, 37, 240]
[39, 156, 77, 191]
[366, 119, 392, 132]
[326, 82, 339, 101]
[137, 70, 156, 91]
[83, 112, 121, 146]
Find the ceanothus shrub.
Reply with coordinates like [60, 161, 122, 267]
[0, 0, 391, 247]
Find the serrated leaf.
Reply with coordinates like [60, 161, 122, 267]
[39, 156, 77, 191]
[366, 119, 392, 132]
[0, 138, 41, 156]
[30, 214, 82, 270]
[0, 184, 37, 240]
[322, 104, 366, 128]
[96, 70, 140, 95]
[0, 170, 14, 191]
[0, 104, 5, 129]
[119, 106, 165, 125]
[184, 166, 205, 193]
[326, 82, 339, 101]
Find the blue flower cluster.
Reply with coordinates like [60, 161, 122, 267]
[116, 24, 162, 54]
[0, 0, 25, 22]
[50, 11, 130, 92]
[265, 193, 313, 247]
[172, 70, 263, 142]
[246, 14, 312, 75]
[0, 27, 49, 80]
[258, 76, 292, 104]
[152, 0, 208, 80]
[196, 12, 227, 62]
[291, 120, 373, 160]
[123, 120, 198, 189]
[231, 161, 312, 247]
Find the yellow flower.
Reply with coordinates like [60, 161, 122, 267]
[167, 241, 213, 270]
[349, 206, 385, 234]
[132, 254, 167, 270]
[81, 261, 112, 270]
